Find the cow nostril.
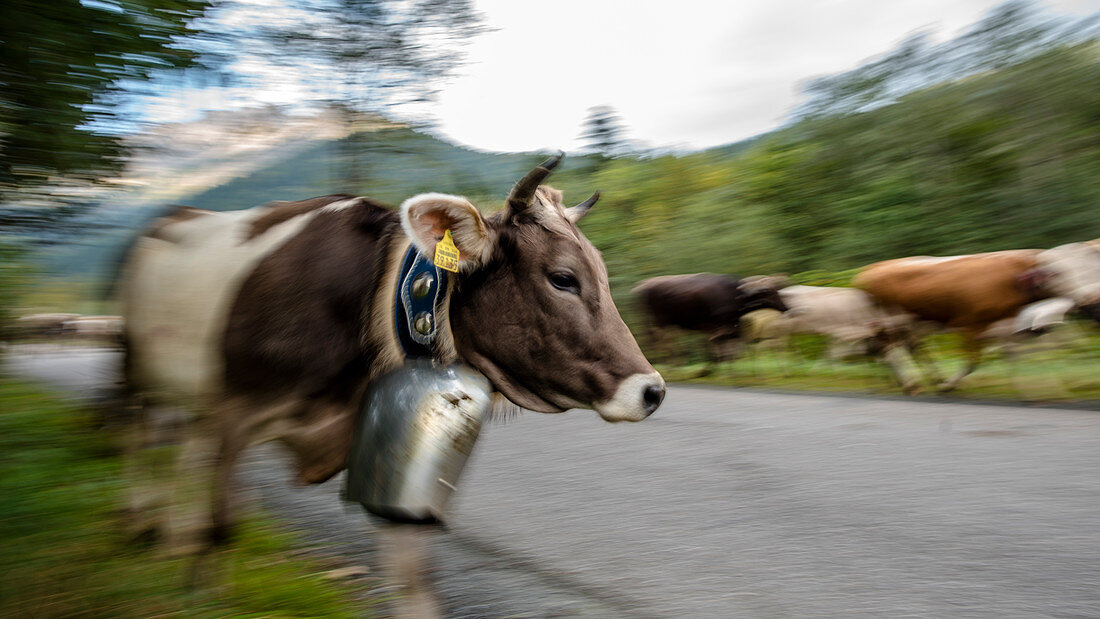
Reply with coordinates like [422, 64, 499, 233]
[642, 384, 665, 415]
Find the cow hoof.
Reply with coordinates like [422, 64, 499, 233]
[127, 524, 161, 548]
[120, 507, 162, 546]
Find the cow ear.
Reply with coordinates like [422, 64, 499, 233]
[401, 193, 493, 270]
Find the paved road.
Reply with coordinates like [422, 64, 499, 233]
[6, 347, 1100, 617]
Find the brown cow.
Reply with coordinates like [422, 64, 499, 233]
[855, 244, 1100, 391]
[632, 273, 788, 366]
[118, 155, 664, 554]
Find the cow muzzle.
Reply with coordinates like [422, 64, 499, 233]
[594, 372, 666, 422]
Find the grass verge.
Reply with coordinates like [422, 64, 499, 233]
[656, 330, 1100, 404]
[0, 378, 372, 617]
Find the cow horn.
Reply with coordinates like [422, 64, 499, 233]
[507, 151, 563, 213]
[565, 191, 600, 223]
[573, 191, 600, 211]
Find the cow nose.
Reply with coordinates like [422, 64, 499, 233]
[642, 383, 665, 416]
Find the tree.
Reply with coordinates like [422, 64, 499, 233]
[261, 0, 486, 188]
[580, 105, 629, 158]
[792, 0, 1092, 120]
[0, 0, 214, 235]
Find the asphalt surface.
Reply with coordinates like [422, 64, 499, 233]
[5, 346, 1100, 617]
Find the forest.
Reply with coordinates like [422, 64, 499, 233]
[40, 40, 1094, 306]
[567, 42, 1100, 296]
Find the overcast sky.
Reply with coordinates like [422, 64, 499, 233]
[143, 0, 1097, 153]
[428, 0, 1097, 152]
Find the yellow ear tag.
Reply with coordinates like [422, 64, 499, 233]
[433, 229, 461, 273]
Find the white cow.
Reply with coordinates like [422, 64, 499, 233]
[741, 285, 922, 392]
[745, 287, 1089, 395]
[1036, 240, 1100, 322]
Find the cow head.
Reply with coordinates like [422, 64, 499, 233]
[1017, 267, 1053, 301]
[401, 154, 664, 422]
[737, 275, 790, 315]
[1036, 242, 1100, 325]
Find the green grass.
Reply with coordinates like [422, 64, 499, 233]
[654, 328, 1100, 404]
[0, 379, 374, 617]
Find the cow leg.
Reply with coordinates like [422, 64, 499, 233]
[122, 400, 189, 544]
[377, 523, 444, 619]
[118, 342, 162, 540]
[1000, 337, 1030, 399]
[199, 394, 313, 554]
[669, 330, 693, 367]
[640, 321, 660, 362]
[754, 336, 785, 377]
[163, 415, 220, 557]
[743, 338, 758, 377]
[1004, 333, 1073, 402]
[939, 331, 983, 392]
[211, 414, 246, 547]
[664, 328, 685, 366]
[774, 333, 793, 377]
[878, 344, 922, 394]
[122, 399, 163, 541]
[640, 321, 677, 365]
[705, 334, 739, 375]
[1043, 327, 1079, 400]
[907, 337, 944, 385]
[276, 400, 357, 485]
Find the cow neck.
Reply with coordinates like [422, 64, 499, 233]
[393, 243, 451, 359]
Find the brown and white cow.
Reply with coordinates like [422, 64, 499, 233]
[1036, 240, 1100, 323]
[118, 155, 664, 553]
[854, 244, 1100, 391]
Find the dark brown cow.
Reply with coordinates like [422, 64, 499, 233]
[632, 273, 789, 363]
[855, 245, 1100, 391]
[118, 155, 664, 554]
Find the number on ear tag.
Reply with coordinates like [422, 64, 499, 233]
[434, 230, 460, 273]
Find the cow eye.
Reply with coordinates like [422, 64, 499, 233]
[548, 272, 580, 294]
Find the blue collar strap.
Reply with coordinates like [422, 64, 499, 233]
[394, 245, 450, 359]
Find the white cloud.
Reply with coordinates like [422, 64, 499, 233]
[429, 0, 1097, 152]
[137, 0, 1098, 152]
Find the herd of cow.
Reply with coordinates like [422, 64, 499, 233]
[634, 242, 1100, 393]
[8, 155, 1098, 561]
